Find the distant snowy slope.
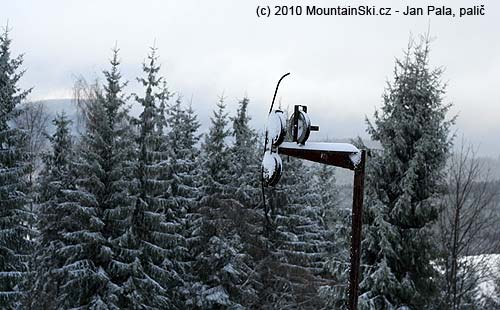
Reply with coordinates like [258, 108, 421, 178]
[466, 254, 500, 304]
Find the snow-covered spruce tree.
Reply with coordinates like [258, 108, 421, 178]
[191, 196, 263, 309]
[359, 37, 454, 309]
[97, 48, 137, 306]
[161, 96, 202, 306]
[169, 101, 201, 199]
[190, 97, 263, 308]
[55, 48, 135, 308]
[155, 80, 170, 136]
[0, 28, 34, 309]
[200, 96, 232, 196]
[313, 165, 341, 231]
[117, 47, 178, 308]
[33, 113, 75, 309]
[261, 157, 332, 309]
[165, 100, 205, 307]
[164, 99, 201, 215]
[313, 164, 351, 308]
[226, 96, 265, 307]
[229, 97, 260, 205]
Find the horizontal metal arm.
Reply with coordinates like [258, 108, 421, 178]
[277, 142, 361, 170]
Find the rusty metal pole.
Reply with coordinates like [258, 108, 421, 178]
[348, 150, 366, 310]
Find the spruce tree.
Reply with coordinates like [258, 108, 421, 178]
[0, 28, 34, 309]
[229, 97, 260, 205]
[359, 37, 454, 309]
[33, 113, 75, 309]
[172, 102, 216, 307]
[190, 98, 263, 308]
[228, 96, 269, 307]
[201, 96, 231, 196]
[118, 47, 176, 308]
[152, 95, 203, 308]
[313, 165, 351, 308]
[98, 48, 136, 306]
[192, 194, 264, 309]
[262, 158, 332, 309]
[56, 48, 134, 308]
[165, 100, 201, 228]
[156, 80, 170, 136]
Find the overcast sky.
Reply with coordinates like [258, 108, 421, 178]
[4, 0, 500, 156]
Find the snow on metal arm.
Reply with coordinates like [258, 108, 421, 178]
[278, 142, 362, 170]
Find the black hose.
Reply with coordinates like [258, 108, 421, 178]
[268, 72, 290, 114]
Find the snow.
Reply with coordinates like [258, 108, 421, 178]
[349, 151, 362, 166]
[262, 151, 278, 180]
[265, 110, 285, 145]
[279, 142, 361, 165]
[279, 142, 360, 153]
[464, 254, 500, 302]
[204, 286, 230, 304]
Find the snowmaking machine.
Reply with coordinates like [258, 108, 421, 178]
[260, 73, 366, 310]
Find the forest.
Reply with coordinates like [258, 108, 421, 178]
[1, 28, 499, 310]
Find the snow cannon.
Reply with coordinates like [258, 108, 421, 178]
[261, 105, 320, 187]
[260, 74, 367, 310]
